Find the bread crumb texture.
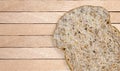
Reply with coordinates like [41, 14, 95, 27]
[54, 6, 120, 71]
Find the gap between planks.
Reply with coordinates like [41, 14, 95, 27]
[0, 24, 119, 48]
[0, 1, 120, 11]
[0, 24, 119, 47]
[0, 12, 119, 23]
[0, 1, 119, 71]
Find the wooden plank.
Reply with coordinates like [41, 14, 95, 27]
[0, 48, 64, 59]
[0, 24, 119, 36]
[0, 1, 120, 11]
[0, 24, 119, 48]
[0, 24, 56, 35]
[110, 13, 120, 23]
[0, 12, 119, 23]
[0, 12, 63, 23]
[0, 36, 53, 47]
[0, 60, 70, 71]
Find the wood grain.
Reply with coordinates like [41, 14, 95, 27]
[0, 12, 119, 23]
[0, 12, 63, 23]
[0, 24, 119, 35]
[0, 24, 119, 48]
[0, 36, 53, 47]
[0, 24, 55, 35]
[0, 1, 119, 71]
[0, 1, 120, 11]
[0, 48, 64, 59]
[0, 60, 69, 71]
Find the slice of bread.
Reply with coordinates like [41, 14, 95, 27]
[53, 5, 120, 71]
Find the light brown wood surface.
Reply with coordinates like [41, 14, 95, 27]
[0, 24, 119, 35]
[0, 48, 64, 59]
[0, 0, 119, 71]
[0, 60, 70, 71]
[0, 12, 119, 23]
[0, 1, 120, 11]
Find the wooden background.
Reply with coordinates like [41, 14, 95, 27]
[0, 1, 120, 71]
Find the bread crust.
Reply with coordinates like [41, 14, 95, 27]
[53, 5, 120, 71]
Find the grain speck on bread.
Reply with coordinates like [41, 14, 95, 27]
[53, 5, 120, 71]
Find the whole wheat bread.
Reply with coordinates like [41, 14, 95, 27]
[53, 5, 120, 71]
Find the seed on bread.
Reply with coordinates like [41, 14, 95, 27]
[54, 5, 120, 71]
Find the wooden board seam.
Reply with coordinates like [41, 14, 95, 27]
[0, 58, 65, 60]
[0, 23, 118, 24]
[0, 11, 119, 12]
